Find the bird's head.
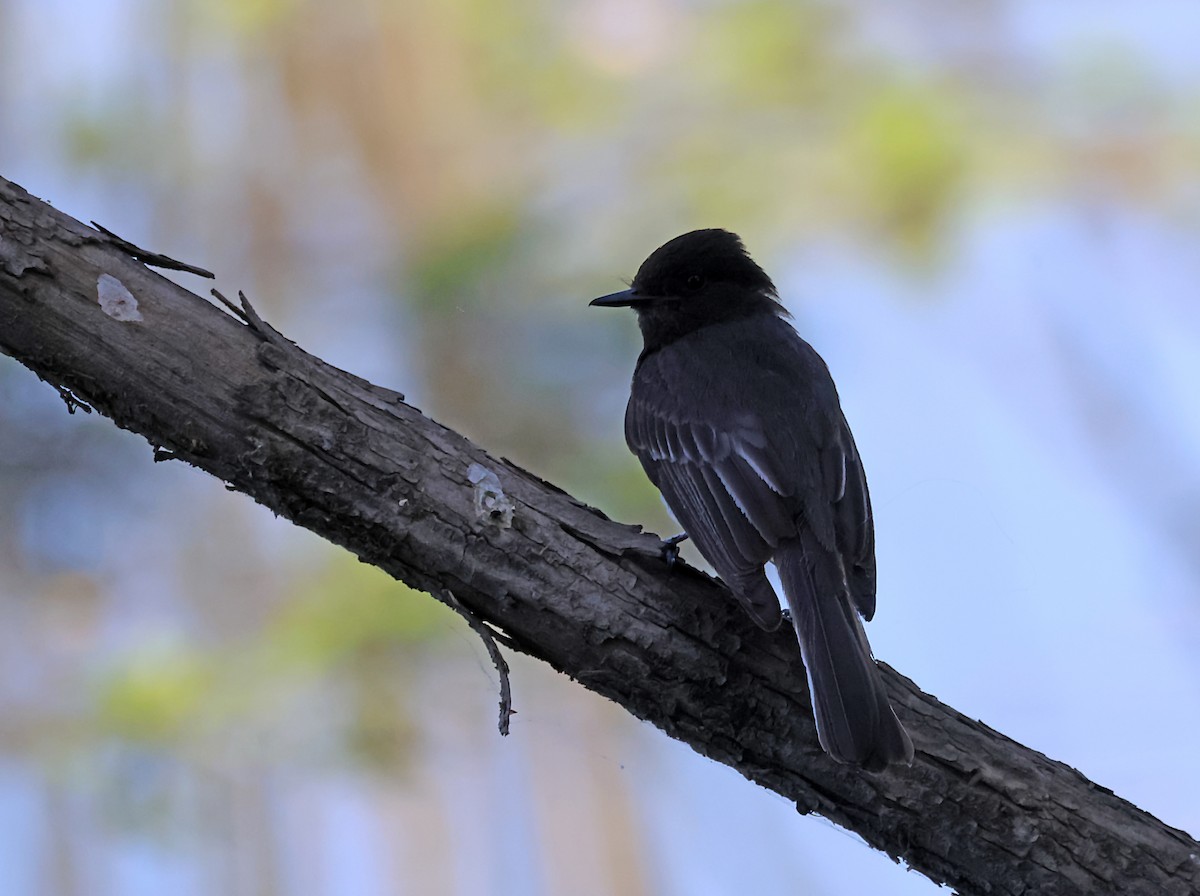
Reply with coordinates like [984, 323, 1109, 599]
[590, 229, 786, 348]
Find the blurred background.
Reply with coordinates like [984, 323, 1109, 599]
[2, 0, 1199, 893]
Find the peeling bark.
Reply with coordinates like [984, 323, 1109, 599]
[1, 176, 1196, 895]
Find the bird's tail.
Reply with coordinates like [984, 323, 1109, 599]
[775, 535, 913, 771]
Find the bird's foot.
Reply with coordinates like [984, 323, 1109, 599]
[660, 532, 690, 569]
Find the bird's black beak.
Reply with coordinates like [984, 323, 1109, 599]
[589, 288, 644, 308]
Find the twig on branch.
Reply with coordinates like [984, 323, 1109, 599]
[209, 287, 251, 324]
[232, 288, 289, 345]
[444, 588, 515, 736]
[211, 287, 305, 355]
[91, 221, 215, 279]
[54, 384, 92, 415]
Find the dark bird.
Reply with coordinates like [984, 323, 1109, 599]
[591, 229, 913, 771]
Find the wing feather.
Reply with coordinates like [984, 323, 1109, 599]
[832, 423, 876, 619]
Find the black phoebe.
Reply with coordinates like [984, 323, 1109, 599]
[591, 229, 913, 771]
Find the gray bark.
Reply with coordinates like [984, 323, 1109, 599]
[1, 175, 1196, 895]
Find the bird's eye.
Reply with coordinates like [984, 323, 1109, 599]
[685, 274, 704, 291]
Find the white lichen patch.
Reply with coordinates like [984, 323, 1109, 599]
[97, 273, 143, 322]
[467, 462, 514, 528]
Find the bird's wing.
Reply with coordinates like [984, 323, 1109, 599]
[824, 418, 877, 620]
[625, 381, 800, 628]
[626, 399, 796, 549]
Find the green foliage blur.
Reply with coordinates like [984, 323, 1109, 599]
[91, 552, 451, 771]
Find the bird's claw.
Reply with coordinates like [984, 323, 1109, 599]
[660, 532, 690, 569]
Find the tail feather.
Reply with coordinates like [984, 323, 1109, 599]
[776, 535, 912, 771]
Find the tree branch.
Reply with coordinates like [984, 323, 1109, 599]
[1, 175, 1195, 895]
